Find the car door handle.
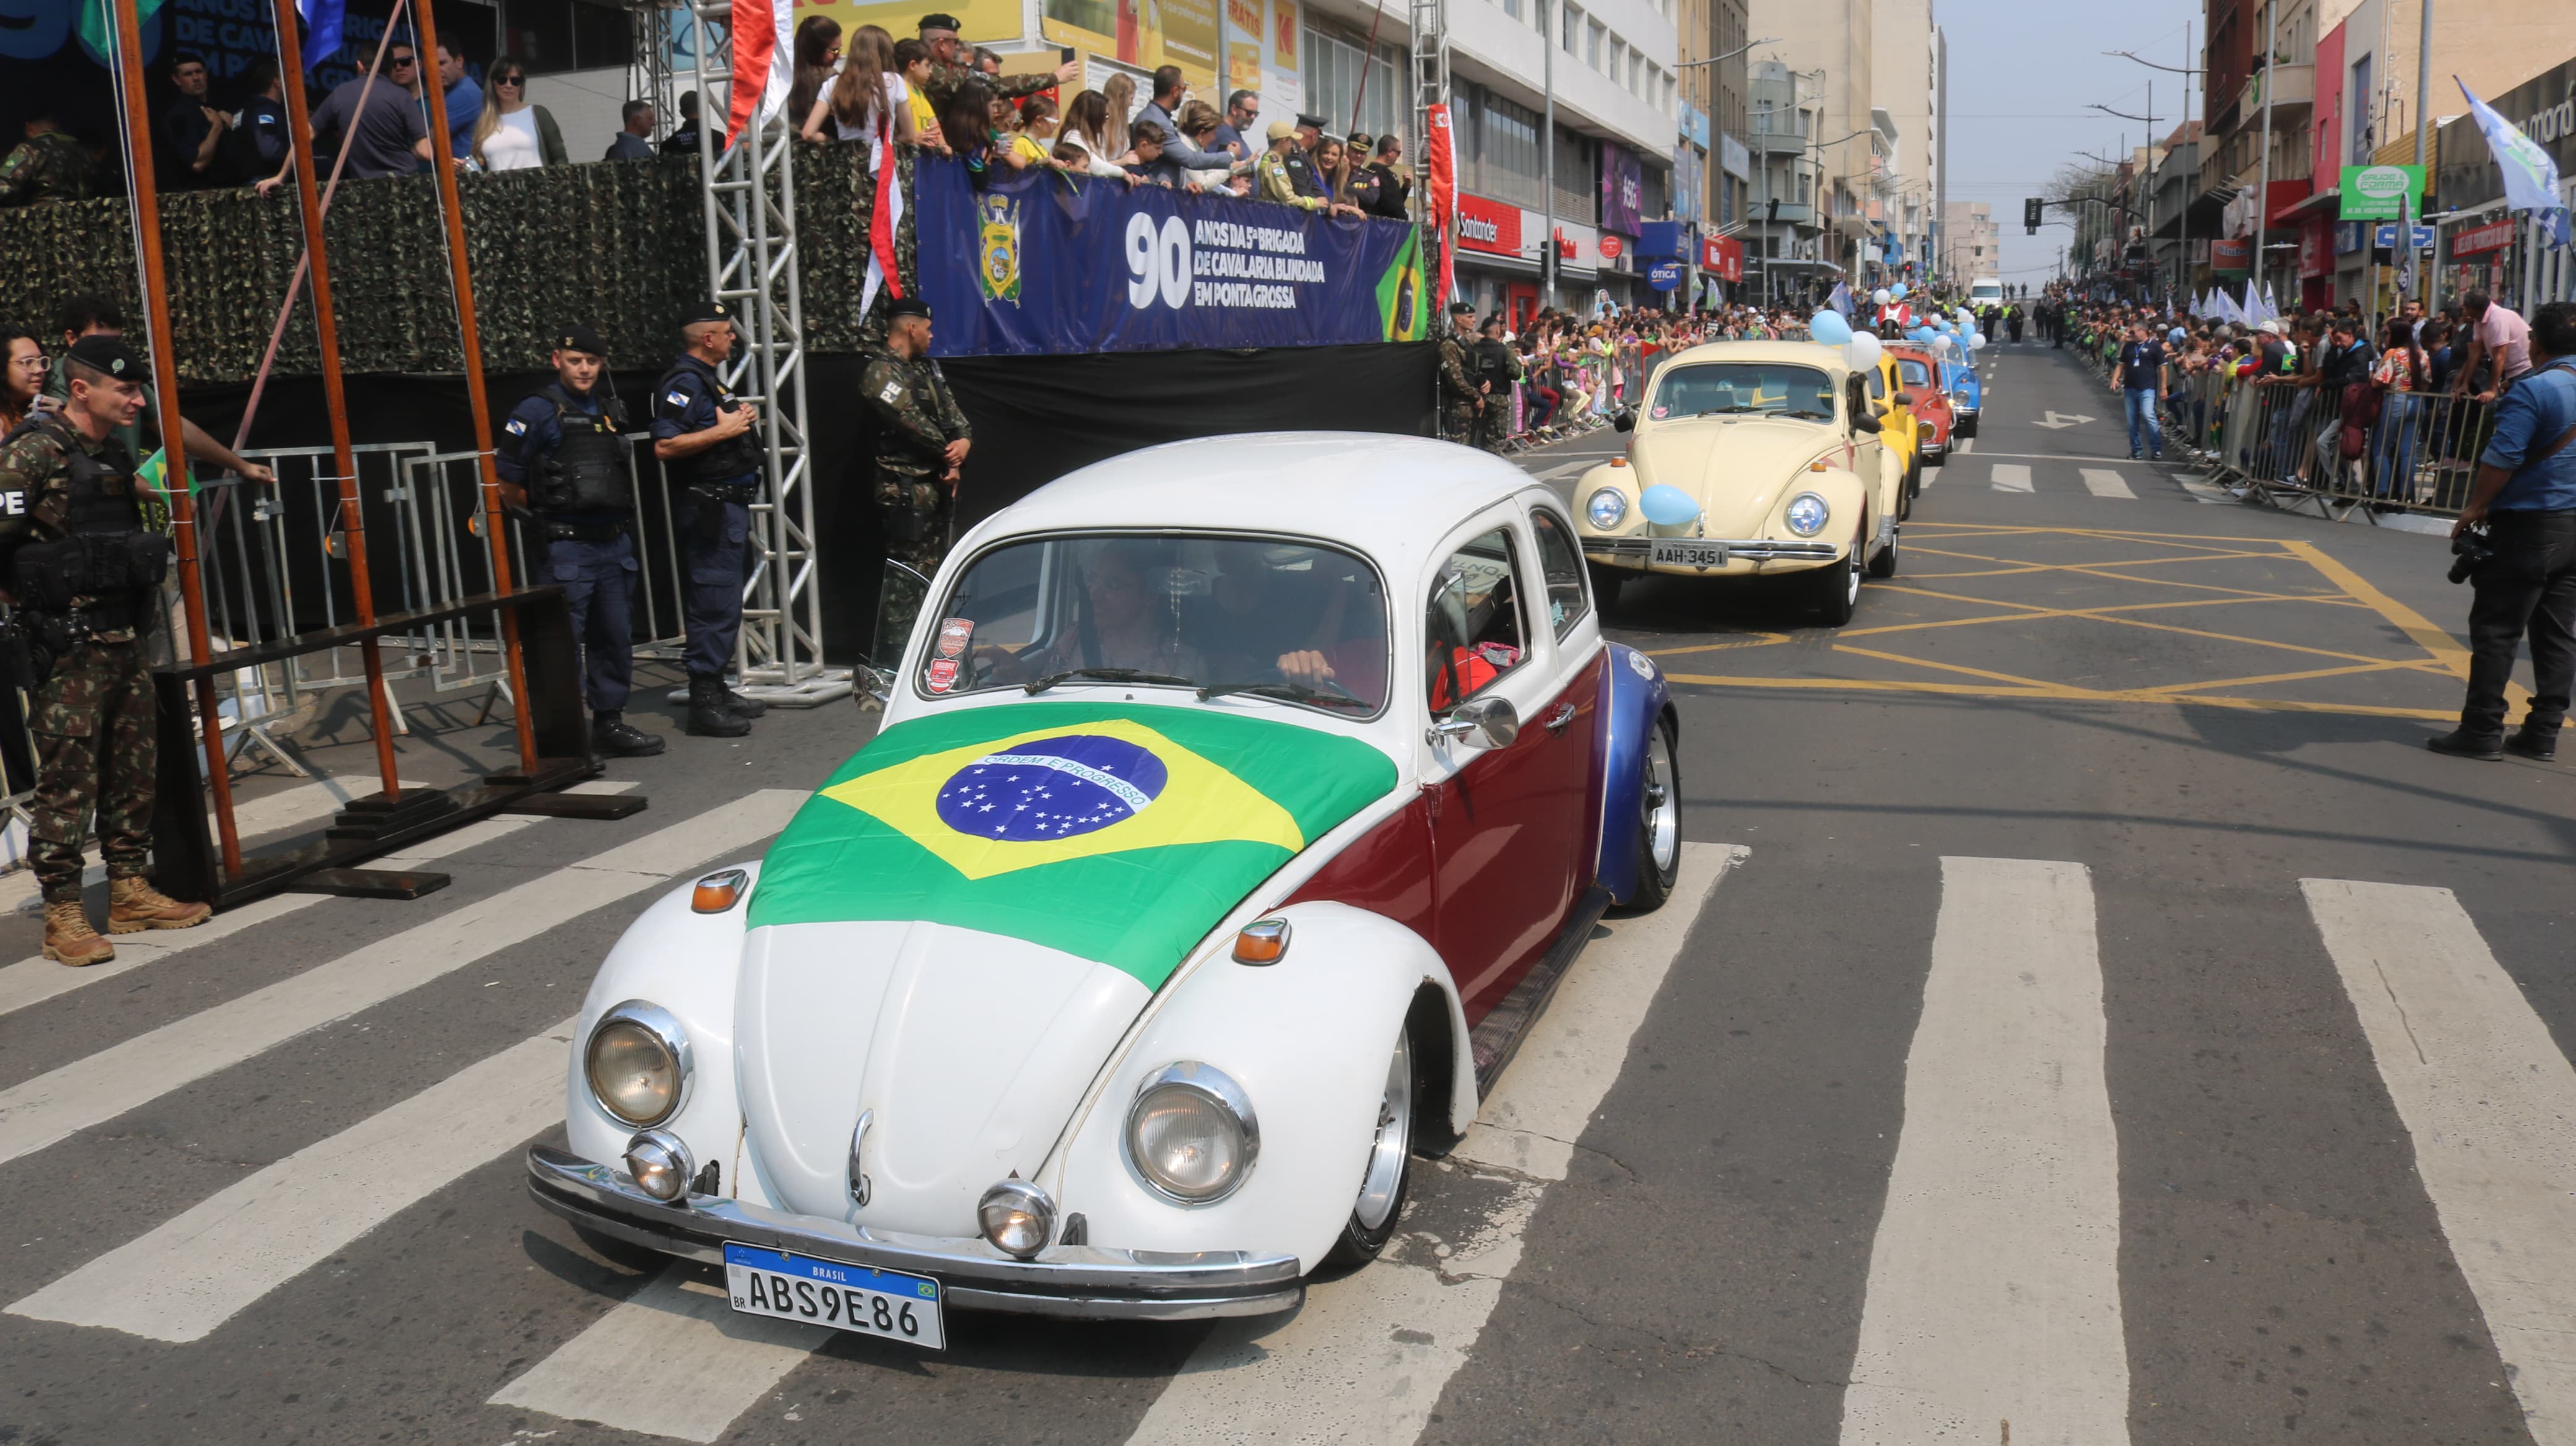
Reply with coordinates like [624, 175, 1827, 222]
[1543, 701, 1578, 733]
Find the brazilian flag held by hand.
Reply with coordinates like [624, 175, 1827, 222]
[747, 703, 1400, 988]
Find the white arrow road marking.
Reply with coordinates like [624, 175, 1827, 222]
[1991, 464, 2034, 494]
[1121, 843, 1747, 1446]
[1840, 858, 2130, 1445]
[2304, 880, 2576, 1446]
[2079, 468, 2137, 499]
[2033, 411, 2095, 429]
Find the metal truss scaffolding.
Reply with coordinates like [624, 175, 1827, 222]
[1409, 0, 1448, 304]
[667, 0, 851, 705]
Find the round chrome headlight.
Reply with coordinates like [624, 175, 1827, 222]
[623, 1128, 696, 1203]
[585, 1001, 691, 1128]
[1585, 487, 1629, 530]
[1126, 1062, 1258, 1204]
[978, 1178, 1056, 1258]
[1784, 492, 1832, 538]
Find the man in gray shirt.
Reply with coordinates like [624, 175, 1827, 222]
[303, 45, 430, 181]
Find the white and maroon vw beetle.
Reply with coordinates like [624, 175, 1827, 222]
[528, 433, 1681, 1343]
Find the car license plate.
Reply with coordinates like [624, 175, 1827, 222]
[723, 1242, 945, 1349]
[1649, 539, 1730, 570]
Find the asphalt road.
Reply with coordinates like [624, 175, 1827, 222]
[1, 339, 2570, 1446]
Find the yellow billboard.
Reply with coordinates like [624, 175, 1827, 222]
[1039, 0, 1223, 89]
[796, 0, 1024, 49]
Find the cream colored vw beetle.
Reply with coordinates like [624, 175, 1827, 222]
[1574, 340, 1905, 625]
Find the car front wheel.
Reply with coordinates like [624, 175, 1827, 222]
[1808, 535, 1861, 625]
[1322, 1026, 1416, 1268]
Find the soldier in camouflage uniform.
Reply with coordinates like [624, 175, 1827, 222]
[912, 13, 1076, 121]
[0, 338, 211, 965]
[859, 297, 971, 581]
[1438, 302, 1484, 445]
[0, 111, 95, 206]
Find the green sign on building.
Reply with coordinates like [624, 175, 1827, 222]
[2339, 164, 2425, 221]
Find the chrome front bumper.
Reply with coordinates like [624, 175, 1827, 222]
[526, 1146, 1305, 1321]
[1582, 536, 1842, 570]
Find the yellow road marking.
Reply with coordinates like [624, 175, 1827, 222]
[1660, 673, 2465, 723]
[2128, 660, 2455, 695]
[2279, 539, 2471, 679]
[1832, 645, 2102, 695]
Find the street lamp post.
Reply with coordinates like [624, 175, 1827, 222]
[1671, 38, 1777, 310]
[1540, 0, 1556, 308]
[2105, 29, 2204, 308]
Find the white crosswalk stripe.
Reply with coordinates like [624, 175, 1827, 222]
[7, 1017, 579, 1341]
[2079, 467, 2137, 499]
[1121, 845, 1745, 1446]
[2304, 881, 2576, 1446]
[490, 1266, 832, 1443]
[1842, 858, 2130, 1445]
[0, 781, 639, 1022]
[1990, 463, 2033, 493]
[0, 789, 801, 1169]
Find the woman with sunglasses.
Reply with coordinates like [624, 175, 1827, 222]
[472, 56, 565, 170]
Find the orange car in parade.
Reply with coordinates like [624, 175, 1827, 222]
[1884, 341, 1953, 497]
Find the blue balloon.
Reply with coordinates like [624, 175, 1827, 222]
[1809, 311, 1853, 346]
[1888, 282, 1908, 300]
[1932, 318, 1952, 333]
[1639, 484, 1702, 528]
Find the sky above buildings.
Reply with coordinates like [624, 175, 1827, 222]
[1933, 0, 2206, 285]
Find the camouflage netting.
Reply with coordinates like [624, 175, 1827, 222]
[0, 147, 900, 383]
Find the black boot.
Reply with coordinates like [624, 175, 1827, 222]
[2505, 723, 2561, 762]
[713, 677, 768, 718]
[2425, 727, 2504, 761]
[592, 710, 666, 758]
[687, 677, 752, 738]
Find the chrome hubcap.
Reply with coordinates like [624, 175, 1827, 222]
[1352, 1029, 1413, 1232]
[1643, 729, 1679, 875]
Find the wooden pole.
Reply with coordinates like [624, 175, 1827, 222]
[270, 0, 404, 800]
[409, 0, 540, 774]
[109, 0, 243, 874]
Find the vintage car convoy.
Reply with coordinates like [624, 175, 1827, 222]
[1573, 339, 1912, 625]
[528, 433, 1684, 1340]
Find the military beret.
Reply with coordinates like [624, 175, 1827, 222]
[886, 297, 932, 321]
[554, 323, 608, 356]
[1447, 302, 1476, 316]
[1264, 120, 1295, 142]
[66, 334, 143, 379]
[918, 12, 962, 32]
[679, 298, 734, 327]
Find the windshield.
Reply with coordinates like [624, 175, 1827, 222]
[1647, 362, 1837, 421]
[919, 533, 1391, 715]
[1896, 358, 1932, 387]
[1970, 285, 2001, 304]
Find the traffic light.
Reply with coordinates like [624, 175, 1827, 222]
[2024, 198, 2043, 234]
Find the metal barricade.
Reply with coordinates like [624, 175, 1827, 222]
[2190, 373, 2494, 522]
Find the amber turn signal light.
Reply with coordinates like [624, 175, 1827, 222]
[1809, 459, 1829, 471]
[692, 868, 749, 913]
[1232, 918, 1291, 965]
[1609, 457, 1628, 468]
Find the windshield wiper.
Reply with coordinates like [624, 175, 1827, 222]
[1196, 679, 1373, 711]
[1024, 667, 1199, 695]
[1782, 407, 1835, 420]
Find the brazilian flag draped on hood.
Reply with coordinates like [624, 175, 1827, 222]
[748, 703, 1401, 989]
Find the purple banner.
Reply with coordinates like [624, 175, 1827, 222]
[1599, 143, 1644, 237]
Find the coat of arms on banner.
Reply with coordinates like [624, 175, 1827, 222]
[977, 193, 1023, 304]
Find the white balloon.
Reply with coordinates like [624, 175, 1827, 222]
[1969, 334, 1986, 351]
[1845, 333, 1882, 370]
[1871, 288, 1891, 305]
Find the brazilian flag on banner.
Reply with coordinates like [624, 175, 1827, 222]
[748, 703, 1400, 989]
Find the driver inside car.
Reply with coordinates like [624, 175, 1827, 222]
[978, 541, 1206, 684]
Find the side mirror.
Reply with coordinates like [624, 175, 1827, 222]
[1430, 694, 1520, 751]
[1891, 391, 1915, 408]
[1613, 409, 1636, 433]
[1852, 411, 1882, 436]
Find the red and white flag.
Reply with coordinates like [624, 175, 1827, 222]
[1425, 103, 1456, 305]
[725, 0, 796, 148]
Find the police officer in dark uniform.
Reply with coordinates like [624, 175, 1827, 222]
[496, 324, 662, 759]
[857, 297, 972, 581]
[649, 300, 768, 739]
[0, 336, 211, 966]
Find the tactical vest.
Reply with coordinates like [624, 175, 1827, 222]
[654, 357, 763, 486]
[533, 383, 634, 514]
[868, 352, 955, 476]
[6, 417, 169, 625]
